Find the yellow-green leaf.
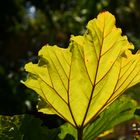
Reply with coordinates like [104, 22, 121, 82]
[22, 11, 140, 128]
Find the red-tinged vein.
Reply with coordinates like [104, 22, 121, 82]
[89, 64, 137, 122]
[89, 23, 101, 59]
[91, 80, 107, 100]
[81, 15, 121, 127]
[100, 39, 120, 57]
[85, 33, 98, 60]
[45, 62, 54, 88]
[38, 74, 68, 105]
[118, 59, 136, 80]
[95, 53, 120, 86]
[100, 63, 139, 111]
[103, 27, 114, 39]
[76, 46, 93, 100]
[47, 51, 68, 92]
[42, 47, 77, 127]
[61, 51, 71, 67]
[67, 47, 78, 128]
[114, 61, 139, 93]
[81, 16, 106, 127]
[93, 22, 102, 49]
[53, 50, 69, 79]
[106, 68, 139, 107]
[39, 82, 76, 128]
[84, 65, 121, 127]
[31, 65, 53, 88]
[121, 57, 134, 69]
[76, 44, 92, 84]
[92, 40, 99, 60]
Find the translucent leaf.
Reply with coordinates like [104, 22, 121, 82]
[23, 11, 140, 128]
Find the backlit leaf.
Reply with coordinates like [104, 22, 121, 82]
[23, 11, 140, 128]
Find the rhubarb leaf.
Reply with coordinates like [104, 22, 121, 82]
[23, 11, 140, 128]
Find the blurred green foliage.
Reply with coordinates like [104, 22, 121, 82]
[1, 0, 140, 139]
[0, 115, 61, 140]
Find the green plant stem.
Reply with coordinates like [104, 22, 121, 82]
[77, 127, 83, 140]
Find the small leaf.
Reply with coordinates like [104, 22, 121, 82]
[58, 123, 77, 140]
[23, 11, 140, 128]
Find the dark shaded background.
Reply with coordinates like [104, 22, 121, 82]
[0, 0, 140, 129]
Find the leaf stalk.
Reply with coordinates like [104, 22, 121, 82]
[77, 127, 83, 140]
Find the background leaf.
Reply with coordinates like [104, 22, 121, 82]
[0, 114, 61, 140]
[83, 95, 138, 139]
